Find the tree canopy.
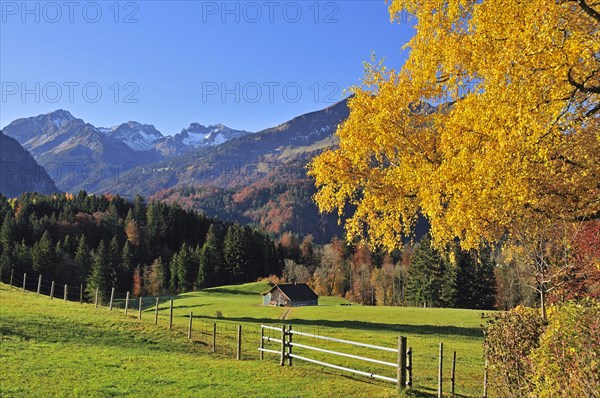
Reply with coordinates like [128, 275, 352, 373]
[309, 0, 599, 251]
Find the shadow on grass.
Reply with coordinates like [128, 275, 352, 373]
[198, 315, 482, 338]
[0, 313, 198, 354]
[203, 287, 264, 296]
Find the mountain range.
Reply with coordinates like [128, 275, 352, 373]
[1, 99, 351, 242]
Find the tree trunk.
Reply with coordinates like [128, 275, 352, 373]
[540, 286, 547, 321]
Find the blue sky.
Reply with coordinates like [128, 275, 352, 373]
[1, 1, 414, 135]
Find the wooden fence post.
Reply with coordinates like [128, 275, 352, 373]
[237, 324, 242, 360]
[483, 357, 489, 398]
[212, 323, 217, 352]
[438, 342, 444, 398]
[451, 350, 457, 396]
[288, 325, 293, 366]
[50, 281, 55, 299]
[407, 347, 413, 387]
[109, 288, 115, 311]
[154, 297, 159, 324]
[280, 325, 286, 366]
[95, 287, 99, 308]
[64, 284, 68, 301]
[9, 268, 14, 286]
[22, 273, 26, 292]
[260, 326, 264, 360]
[398, 336, 407, 392]
[169, 299, 174, 330]
[188, 312, 193, 339]
[124, 291, 130, 315]
[138, 297, 143, 319]
[80, 284, 83, 304]
[37, 275, 42, 295]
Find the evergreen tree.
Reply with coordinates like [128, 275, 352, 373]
[169, 251, 181, 292]
[223, 225, 248, 284]
[119, 241, 133, 292]
[173, 243, 195, 292]
[55, 237, 77, 285]
[473, 247, 497, 310]
[199, 224, 224, 288]
[32, 231, 55, 278]
[107, 236, 121, 289]
[12, 240, 32, 276]
[454, 245, 497, 310]
[0, 212, 16, 255]
[406, 235, 452, 307]
[74, 235, 91, 284]
[132, 195, 146, 225]
[87, 240, 112, 302]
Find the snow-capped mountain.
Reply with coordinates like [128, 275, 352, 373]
[155, 123, 252, 156]
[99, 121, 164, 151]
[1, 110, 162, 192]
[1, 110, 256, 190]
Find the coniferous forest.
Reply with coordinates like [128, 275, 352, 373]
[0, 192, 282, 302]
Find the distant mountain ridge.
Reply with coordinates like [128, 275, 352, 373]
[2, 110, 251, 192]
[99, 98, 350, 196]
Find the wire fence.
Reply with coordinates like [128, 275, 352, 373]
[0, 267, 487, 397]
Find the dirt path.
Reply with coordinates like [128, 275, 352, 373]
[278, 308, 292, 320]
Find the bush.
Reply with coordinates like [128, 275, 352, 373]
[482, 306, 545, 397]
[531, 300, 600, 398]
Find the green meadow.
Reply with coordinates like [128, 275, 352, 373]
[1, 282, 488, 397]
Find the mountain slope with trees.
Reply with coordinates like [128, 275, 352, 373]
[0, 131, 60, 197]
[0, 192, 283, 300]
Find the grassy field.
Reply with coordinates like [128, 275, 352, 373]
[0, 282, 488, 397]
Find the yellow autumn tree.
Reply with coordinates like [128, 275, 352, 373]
[309, 0, 600, 253]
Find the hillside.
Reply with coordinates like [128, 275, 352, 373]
[0, 131, 60, 197]
[1, 281, 487, 397]
[152, 153, 345, 243]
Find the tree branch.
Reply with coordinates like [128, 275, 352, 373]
[573, 0, 600, 23]
[567, 67, 600, 95]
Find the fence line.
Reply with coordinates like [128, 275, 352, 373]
[1, 268, 477, 395]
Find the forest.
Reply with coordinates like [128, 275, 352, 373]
[0, 192, 501, 309]
[0, 192, 282, 302]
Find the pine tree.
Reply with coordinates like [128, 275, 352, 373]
[223, 225, 248, 284]
[455, 245, 497, 310]
[119, 241, 133, 292]
[174, 243, 195, 292]
[0, 212, 16, 255]
[74, 235, 91, 284]
[406, 235, 452, 308]
[107, 236, 120, 289]
[87, 240, 111, 302]
[55, 237, 77, 285]
[199, 224, 224, 288]
[32, 231, 55, 278]
[473, 247, 497, 310]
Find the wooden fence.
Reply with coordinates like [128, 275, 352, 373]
[259, 324, 413, 392]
